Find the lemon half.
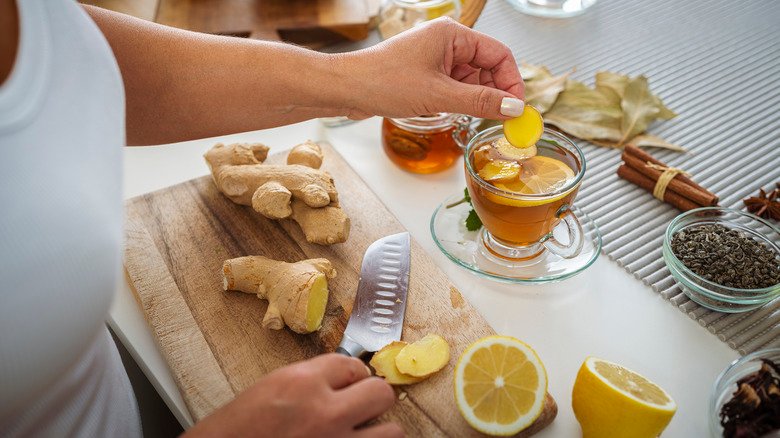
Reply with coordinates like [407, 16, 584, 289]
[454, 336, 548, 436]
[572, 357, 677, 438]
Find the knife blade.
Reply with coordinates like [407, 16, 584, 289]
[336, 231, 411, 358]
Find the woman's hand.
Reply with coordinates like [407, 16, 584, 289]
[342, 17, 525, 120]
[183, 354, 402, 438]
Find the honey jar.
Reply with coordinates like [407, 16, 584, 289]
[381, 113, 475, 174]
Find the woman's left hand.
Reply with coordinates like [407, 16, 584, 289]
[341, 17, 525, 120]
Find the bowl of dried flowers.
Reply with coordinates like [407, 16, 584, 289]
[709, 348, 780, 437]
[662, 207, 780, 313]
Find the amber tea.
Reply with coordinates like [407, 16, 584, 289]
[382, 114, 470, 174]
[466, 130, 584, 259]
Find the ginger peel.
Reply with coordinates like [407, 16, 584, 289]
[222, 256, 336, 334]
[204, 142, 350, 245]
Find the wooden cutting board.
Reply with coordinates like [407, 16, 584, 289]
[124, 142, 503, 435]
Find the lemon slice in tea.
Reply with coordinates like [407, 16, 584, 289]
[572, 357, 677, 438]
[454, 336, 548, 436]
[503, 105, 544, 149]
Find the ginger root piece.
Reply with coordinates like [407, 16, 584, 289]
[395, 334, 451, 377]
[370, 342, 425, 385]
[287, 141, 323, 169]
[204, 142, 350, 245]
[222, 255, 336, 334]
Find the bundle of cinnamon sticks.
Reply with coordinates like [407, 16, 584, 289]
[617, 145, 719, 211]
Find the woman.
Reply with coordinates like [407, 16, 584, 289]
[0, 0, 524, 436]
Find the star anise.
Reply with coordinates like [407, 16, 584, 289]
[744, 182, 780, 221]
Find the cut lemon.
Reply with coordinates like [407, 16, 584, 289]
[454, 336, 548, 436]
[515, 155, 574, 194]
[489, 156, 575, 207]
[503, 105, 544, 149]
[572, 357, 677, 438]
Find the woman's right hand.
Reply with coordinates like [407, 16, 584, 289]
[183, 354, 402, 438]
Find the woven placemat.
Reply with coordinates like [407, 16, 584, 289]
[475, 0, 780, 354]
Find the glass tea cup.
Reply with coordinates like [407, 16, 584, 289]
[464, 126, 586, 261]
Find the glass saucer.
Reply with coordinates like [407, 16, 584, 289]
[430, 193, 602, 283]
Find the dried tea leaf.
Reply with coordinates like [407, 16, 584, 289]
[544, 79, 623, 141]
[525, 71, 572, 112]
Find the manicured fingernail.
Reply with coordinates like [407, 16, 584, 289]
[500, 98, 524, 117]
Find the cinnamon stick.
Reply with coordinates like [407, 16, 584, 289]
[624, 145, 719, 204]
[617, 164, 702, 211]
[621, 153, 718, 206]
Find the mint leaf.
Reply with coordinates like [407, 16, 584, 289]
[463, 187, 471, 203]
[465, 209, 483, 231]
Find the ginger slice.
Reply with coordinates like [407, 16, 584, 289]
[222, 256, 336, 334]
[395, 334, 451, 377]
[477, 160, 521, 182]
[370, 342, 425, 385]
[493, 137, 538, 161]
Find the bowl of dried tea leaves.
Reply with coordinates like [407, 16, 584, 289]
[662, 207, 780, 312]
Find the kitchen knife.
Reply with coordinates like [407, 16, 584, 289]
[336, 231, 411, 358]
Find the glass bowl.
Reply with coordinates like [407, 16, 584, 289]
[662, 207, 780, 313]
[709, 348, 780, 437]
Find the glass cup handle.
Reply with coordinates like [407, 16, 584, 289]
[452, 115, 478, 151]
[541, 205, 584, 259]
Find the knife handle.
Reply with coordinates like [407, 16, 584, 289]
[336, 336, 366, 358]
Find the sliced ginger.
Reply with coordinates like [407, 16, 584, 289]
[222, 255, 336, 334]
[370, 334, 451, 385]
[478, 160, 521, 182]
[503, 105, 544, 149]
[370, 342, 425, 385]
[493, 137, 537, 161]
[395, 334, 451, 378]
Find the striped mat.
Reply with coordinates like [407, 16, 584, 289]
[475, 0, 780, 354]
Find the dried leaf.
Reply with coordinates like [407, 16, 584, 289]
[618, 75, 663, 145]
[544, 79, 623, 142]
[594, 71, 628, 105]
[629, 134, 686, 152]
[525, 71, 572, 112]
[519, 62, 552, 82]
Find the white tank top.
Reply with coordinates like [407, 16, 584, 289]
[0, 0, 141, 436]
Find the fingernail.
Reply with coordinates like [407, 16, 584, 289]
[500, 98, 524, 117]
[365, 365, 373, 376]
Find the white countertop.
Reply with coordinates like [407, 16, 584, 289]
[111, 117, 738, 436]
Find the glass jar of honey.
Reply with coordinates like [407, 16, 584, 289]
[381, 113, 476, 174]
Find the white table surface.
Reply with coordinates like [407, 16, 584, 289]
[111, 117, 739, 437]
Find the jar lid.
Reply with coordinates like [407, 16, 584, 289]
[389, 113, 463, 133]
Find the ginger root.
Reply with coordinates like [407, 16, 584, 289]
[204, 142, 350, 245]
[395, 334, 451, 377]
[222, 255, 336, 334]
[370, 334, 451, 385]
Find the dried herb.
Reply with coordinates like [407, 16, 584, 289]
[521, 63, 681, 150]
[720, 359, 780, 438]
[744, 183, 780, 221]
[520, 63, 571, 113]
[671, 224, 780, 289]
[447, 188, 483, 231]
